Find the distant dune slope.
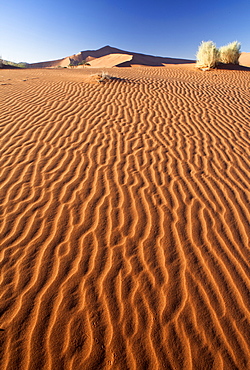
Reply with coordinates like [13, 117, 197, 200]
[239, 52, 250, 67]
[87, 53, 133, 68]
[0, 66, 250, 370]
[28, 45, 195, 68]
[28, 56, 70, 68]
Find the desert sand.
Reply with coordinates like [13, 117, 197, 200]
[0, 64, 250, 370]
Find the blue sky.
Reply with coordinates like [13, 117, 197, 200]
[1, 0, 250, 63]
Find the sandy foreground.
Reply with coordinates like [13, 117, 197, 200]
[0, 66, 249, 370]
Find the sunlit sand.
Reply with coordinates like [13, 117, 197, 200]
[0, 62, 249, 369]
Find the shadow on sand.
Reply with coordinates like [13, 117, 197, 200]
[216, 63, 250, 71]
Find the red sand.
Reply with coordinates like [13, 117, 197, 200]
[0, 66, 250, 369]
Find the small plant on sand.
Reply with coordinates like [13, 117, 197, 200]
[196, 41, 219, 70]
[218, 41, 241, 64]
[79, 60, 90, 66]
[98, 71, 112, 82]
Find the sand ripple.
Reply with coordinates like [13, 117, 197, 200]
[0, 67, 250, 369]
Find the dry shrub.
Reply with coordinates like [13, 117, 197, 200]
[196, 41, 219, 69]
[219, 41, 241, 64]
[98, 71, 112, 82]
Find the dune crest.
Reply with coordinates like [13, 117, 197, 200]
[28, 45, 195, 68]
[0, 66, 250, 369]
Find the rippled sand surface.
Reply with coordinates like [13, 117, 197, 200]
[0, 67, 250, 369]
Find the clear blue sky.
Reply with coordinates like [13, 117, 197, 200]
[1, 0, 249, 63]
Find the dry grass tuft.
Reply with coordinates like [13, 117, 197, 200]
[219, 41, 241, 64]
[98, 71, 113, 82]
[196, 41, 219, 69]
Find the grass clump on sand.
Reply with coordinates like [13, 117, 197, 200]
[219, 41, 241, 64]
[196, 40, 241, 70]
[98, 71, 113, 82]
[196, 41, 219, 70]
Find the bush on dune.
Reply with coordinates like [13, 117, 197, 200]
[79, 60, 90, 66]
[196, 41, 219, 69]
[68, 59, 90, 68]
[196, 40, 242, 70]
[218, 41, 241, 64]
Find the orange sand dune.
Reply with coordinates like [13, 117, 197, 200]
[87, 53, 133, 68]
[0, 66, 250, 369]
[28, 45, 195, 68]
[27, 56, 70, 68]
[239, 52, 250, 67]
